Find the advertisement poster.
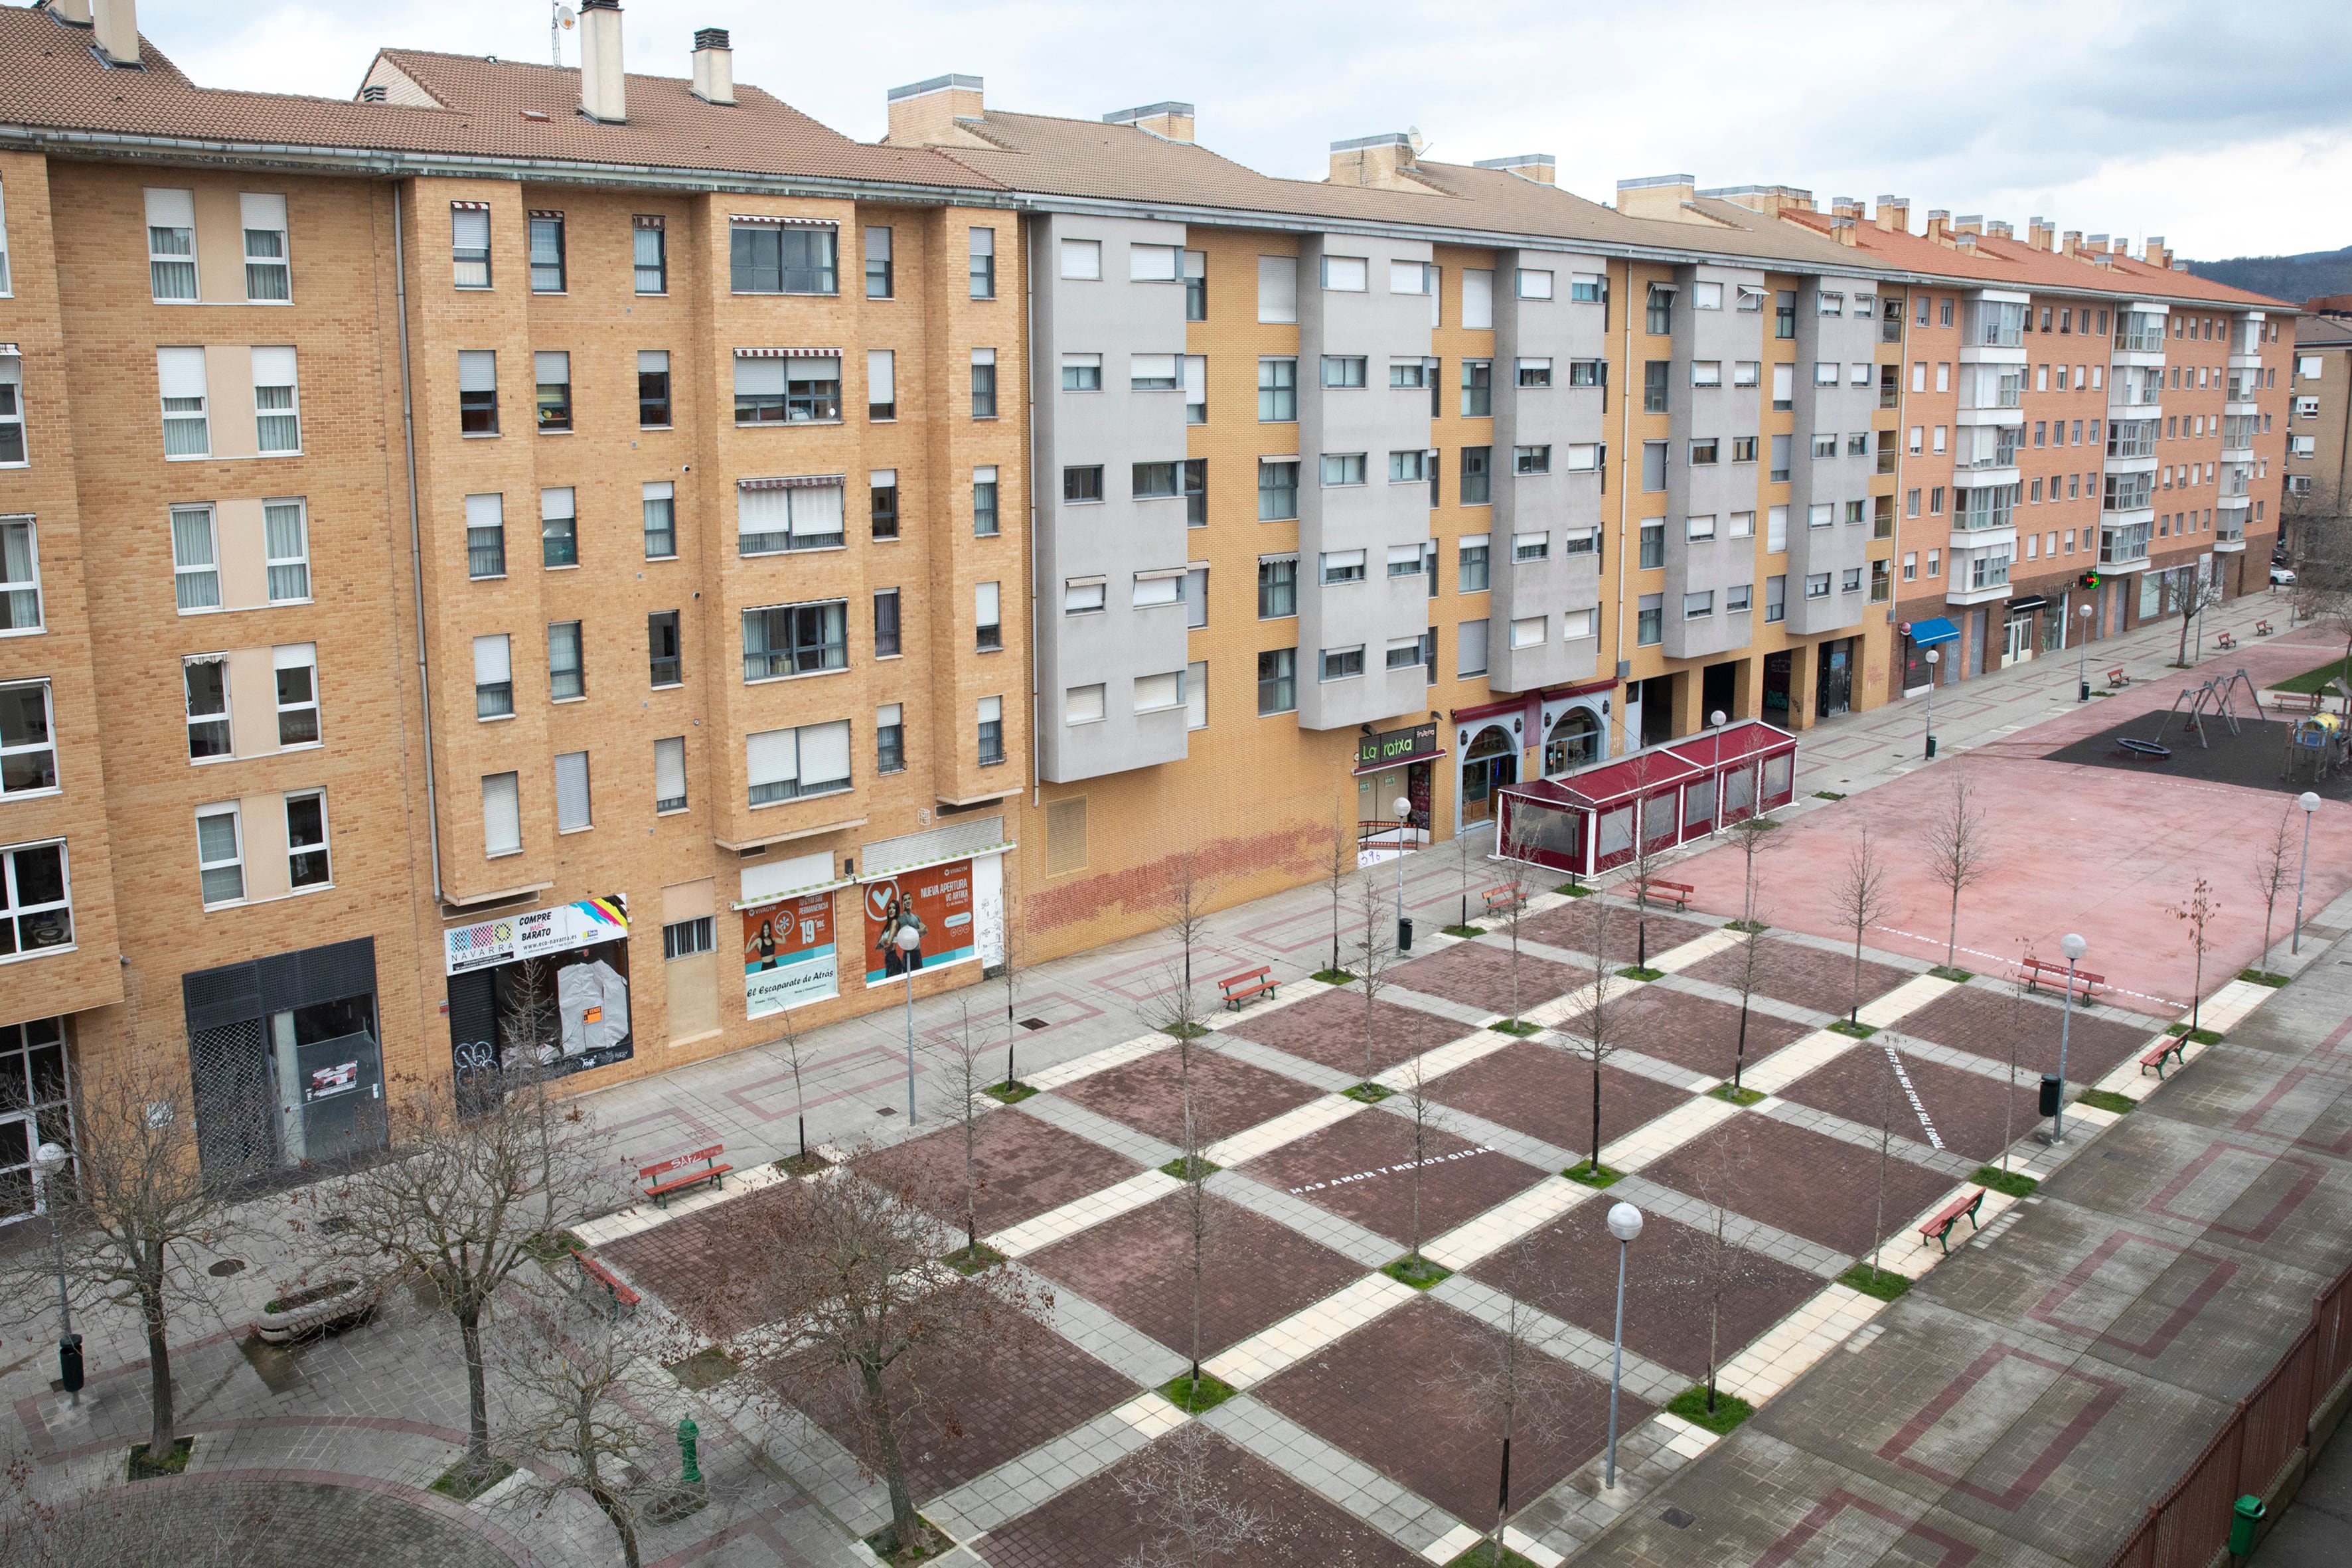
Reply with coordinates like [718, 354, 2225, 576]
[862, 858, 976, 987]
[444, 895, 629, 976]
[742, 892, 839, 1018]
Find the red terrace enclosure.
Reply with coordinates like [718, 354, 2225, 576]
[1496, 720, 1799, 879]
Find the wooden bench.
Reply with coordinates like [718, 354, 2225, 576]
[576, 1253, 641, 1312]
[1217, 966, 1278, 1012]
[639, 1145, 731, 1207]
[1482, 884, 1526, 921]
[2269, 690, 2323, 717]
[2213, 631, 2240, 651]
[2106, 667, 2131, 688]
[1918, 1188, 1987, 1255]
[2023, 957, 2104, 1001]
[2256, 620, 2275, 637]
[2140, 1037, 2189, 1078]
[1628, 878, 1695, 912]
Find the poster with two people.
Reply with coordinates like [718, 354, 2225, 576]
[863, 858, 977, 987]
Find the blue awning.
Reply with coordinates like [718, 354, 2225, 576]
[1907, 617, 1960, 649]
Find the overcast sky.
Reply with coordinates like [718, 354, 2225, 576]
[127, 0, 2352, 260]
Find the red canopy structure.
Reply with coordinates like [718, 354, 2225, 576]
[1496, 719, 1798, 878]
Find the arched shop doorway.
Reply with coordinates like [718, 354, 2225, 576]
[1543, 708, 1601, 777]
[1460, 725, 1518, 826]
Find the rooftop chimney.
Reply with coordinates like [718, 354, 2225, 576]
[1873, 194, 1909, 233]
[1831, 195, 1864, 221]
[1695, 183, 1812, 218]
[92, 0, 137, 65]
[1832, 214, 1859, 246]
[1924, 209, 1950, 244]
[886, 74, 989, 147]
[2086, 232, 2110, 254]
[2062, 229, 2082, 258]
[1104, 102, 1195, 143]
[2144, 234, 2165, 265]
[1954, 214, 1982, 236]
[1330, 133, 1428, 191]
[2028, 217, 2054, 251]
[44, 0, 93, 25]
[1986, 220, 2013, 240]
[691, 27, 733, 106]
[578, 0, 624, 123]
[1474, 153, 1557, 185]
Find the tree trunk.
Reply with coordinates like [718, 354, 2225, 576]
[141, 1267, 175, 1457]
[861, 1360, 922, 1555]
[1589, 1062, 1603, 1173]
[584, 1433, 643, 1568]
[1946, 898, 1960, 971]
[1190, 1234, 1205, 1385]
[1706, 1290, 1722, 1413]
[1851, 938, 1865, 1023]
[459, 1301, 492, 1471]
[1734, 1000, 1751, 1091]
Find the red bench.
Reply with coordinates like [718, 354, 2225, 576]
[1217, 966, 1277, 1011]
[1482, 884, 1526, 921]
[2256, 620, 2275, 637]
[1627, 878, 1695, 912]
[639, 1145, 731, 1207]
[1918, 1188, 1987, 1255]
[2214, 631, 2240, 651]
[2023, 957, 2103, 1001]
[2140, 1038, 2189, 1078]
[2106, 667, 2130, 688]
[576, 1253, 641, 1312]
[2269, 690, 2323, 717]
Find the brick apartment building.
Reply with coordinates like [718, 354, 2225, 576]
[0, 0, 2295, 1201]
[2284, 297, 2352, 557]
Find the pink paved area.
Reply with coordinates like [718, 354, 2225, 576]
[1660, 629, 2352, 1015]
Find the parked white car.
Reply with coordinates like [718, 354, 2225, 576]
[2272, 564, 2297, 586]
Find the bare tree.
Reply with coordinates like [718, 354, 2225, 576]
[1452, 814, 1488, 932]
[1999, 941, 2033, 1172]
[726, 1151, 1048, 1561]
[497, 957, 558, 1072]
[1113, 1424, 1266, 1568]
[2172, 878, 2219, 1035]
[2292, 519, 2352, 694]
[1393, 1050, 1447, 1281]
[1492, 807, 1540, 1026]
[1321, 813, 1356, 980]
[1728, 915, 1770, 1094]
[1352, 871, 1398, 1089]
[994, 900, 1030, 1088]
[0, 1455, 266, 1567]
[1920, 771, 1991, 977]
[2248, 801, 2298, 979]
[1725, 809, 1779, 931]
[1867, 1049, 1900, 1284]
[1454, 1251, 1576, 1565]
[493, 1284, 702, 1568]
[927, 1000, 994, 1261]
[1833, 824, 1893, 1026]
[1170, 1105, 1219, 1398]
[1162, 851, 1216, 1004]
[1568, 894, 1625, 1178]
[1677, 1137, 1773, 1415]
[1, 1053, 250, 1465]
[312, 1067, 615, 1483]
[769, 1003, 820, 1170]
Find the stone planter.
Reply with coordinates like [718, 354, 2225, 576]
[254, 1277, 373, 1343]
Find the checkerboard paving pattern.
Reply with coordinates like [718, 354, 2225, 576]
[601, 902, 2231, 1568]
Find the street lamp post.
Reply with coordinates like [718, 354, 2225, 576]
[32, 1142, 80, 1409]
[1707, 710, 1727, 834]
[897, 924, 922, 1121]
[1393, 795, 1413, 952]
[2294, 791, 2321, 955]
[1603, 1201, 1643, 1489]
[1924, 650, 1940, 759]
[2076, 601, 2096, 701]
[2052, 932, 2087, 1142]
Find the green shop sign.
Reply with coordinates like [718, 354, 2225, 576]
[1356, 723, 1439, 771]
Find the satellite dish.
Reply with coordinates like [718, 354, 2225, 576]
[555, 5, 576, 27]
[1405, 125, 1425, 155]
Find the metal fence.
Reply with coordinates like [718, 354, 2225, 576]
[2107, 1259, 2352, 1568]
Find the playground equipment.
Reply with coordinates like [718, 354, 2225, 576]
[2155, 668, 2265, 749]
[2284, 710, 2345, 786]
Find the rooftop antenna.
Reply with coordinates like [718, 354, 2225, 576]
[551, 3, 576, 67]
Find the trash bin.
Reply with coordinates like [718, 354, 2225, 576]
[2229, 1494, 2265, 1557]
[1397, 916, 1413, 953]
[2039, 1075, 2062, 1117]
[58, 1333, 82, 1393]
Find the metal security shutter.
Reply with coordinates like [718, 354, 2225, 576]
[860, 816, 1005, 877]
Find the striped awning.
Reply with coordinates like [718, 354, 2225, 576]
[734, 346, 842, 358]
[729, 213, 836, 227]
[528, 208, 562, 219]
[739, 474, 846, 491]
[449, 199, 490, 211]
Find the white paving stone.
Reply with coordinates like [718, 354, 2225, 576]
[1423, 1524, 1483, 1563]
[987, 1169, 1179, 1259]
[1506, 1526, 1567, 1567]
[1203, 1095, 1364, 1168]
[1601, 1095, 1740, 1173]
[1739, 1028, 1863, 1096]
[1716, 1283, 1884, 1405]
[1425, 1177, 1597, 1270]
[1204, 1274, 1417, 1388]
[1652, 926, 1742, 973]
[1114, 1391, 1190, 1439]
[1375, 1030, 1515, 1090]
[1856, 973, 1958, 1029]
[1879, 1182, 2024, 1279]
[1651, 1411, 1720, 1461]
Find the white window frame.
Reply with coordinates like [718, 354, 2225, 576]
[482, 771, 521, 856]
[0, 517, 38, 633]
[147, 189, 198, 302]
[285, 789, 331, 889]
[158, 347, 210, 458]
[1059, 238, 1102, 280]
[273, 641, 320, 747]
[264, 497, 310, 603]
[0, 678, 57, 797]
[171, 505, 220, 612]
[242, 193, 291, 303]
[0, 353, 24, 466]
[554, 750, 593, 832]
[195, 803, 245, 907]
[0, 838, 72, 960]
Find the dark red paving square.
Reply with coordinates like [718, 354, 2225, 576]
[1255, 1295, 1633, 1524]
[1683, 937, 1913, 1018]
[979, 1427, 1425, 1568]
[1897, 984, 2156, 1086]
[1389, 939, 1580, 1014]
[863, 1107, 1140, 1236]
[1560, 985, 1810, 1080]
[1429, 1039, 1691, 1162]
[1519, 900, 1713, 965]
[1471, 1199, 1823, 1379]
[1026, 1191, 1364, 1360]
[1242, 1108, 1545, 1248]
[774, 1305, 1134, 1502]
[1778, 1047, 2031, 1162]
[1640, 1113, 1959, 1259]
[1054, 1045, 1324, 1148]
[1226, 988, 1468, 1077]
[600, 1182, 801, 1340]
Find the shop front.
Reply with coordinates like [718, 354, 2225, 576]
[1899, 617, 1958, 696]
[852, 817, 1012, 991]
[444, 896, 633, 1092]
[1, 1015, 72, 1225]
[1355, 722, 1443, 844]
[183, 937, 384, 1180]
[1816, 639, 1854, 718]
[2001, 596, 2046, 668]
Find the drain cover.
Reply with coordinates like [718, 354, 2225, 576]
[1019, 1018, 1050, 1031]
[877, 1106, 898, 1115]
[206, 1258, 246, 1277]
[1660, 1506, 1696, 1529]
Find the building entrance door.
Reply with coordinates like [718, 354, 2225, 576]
[1460, 726, 1516, 824]
[1816, 639, 1853, 718]
[1763, 652, 1792, 716]
[2003, 614, 2034, 667]
[0, 1111, 35, 1221]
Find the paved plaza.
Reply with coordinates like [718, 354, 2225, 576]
[10, 591, 2352, 1567]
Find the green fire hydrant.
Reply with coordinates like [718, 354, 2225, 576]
[2229, 1494, 2264, 1558]
[677, 1416, 702, 1486]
